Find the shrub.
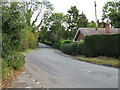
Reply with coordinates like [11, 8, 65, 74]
[28, 32, 39, 49]
[2, 2, 39, 80]
[19, 30, 30, 51]
[2, 34, 12, 58]
[2, 52, 25, 79]
[59, 40, 87, 56]
[84, 34, 120, 57]
[20, 29, 39, 50]
[77, 40, 85, 54]
[60, 40, 72, 44]
[63, 43, 78, 55]
[60, 40, 72, 50]
[2, 59, 11, 79]
[42, 41, 52, 46]
[5, 52, 25, 70]
[52, 42, 60, 49]
[61, 40, 91, 56]
[55, 34, 120, 58]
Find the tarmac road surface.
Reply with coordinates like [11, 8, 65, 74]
[13, 43, 118, 88]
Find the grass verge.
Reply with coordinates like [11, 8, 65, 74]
[20, 49, 35, 56]
[74, 56, 120, 68]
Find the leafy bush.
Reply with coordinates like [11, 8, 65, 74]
[28, 32, 39, 49]
[2, 34, 12, 58]
[2, 2, 39, 80]
[52, 42, 60, 49]
[62, 43, 78, 55]
[20, 29, 39, 50]
[2, 2, 24, 54]
[84, 34, 120, 57]
[77, 40, 84, 54]
[60, 34, 120, 57]
[2, 59, 11, 79]
[42, 41, 52, 46]
[4, 52, 25, 70]
[60, 40, 91, 56]
[60, 40, 72, 50]
[60, 40, 72, 44]
[2, 53, 25, 79]
[19, 30, 30, 51]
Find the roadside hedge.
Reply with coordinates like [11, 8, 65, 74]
[59, 40, 72, 50]
[84, 34, 120, 57]
[52, 42, 60, 49]
[59, 34, 120, 57]
[62, 43, 78, 55]
[60, 40, 79, 55]
[60, 40, 91, 56]
[2, 52, 25, 79]
[42, 40, 52, 46]
[2, 2, 39, 80]
[77, 40, 92, 56]
[20, 29, 39, 51]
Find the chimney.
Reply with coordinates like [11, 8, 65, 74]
[105, 20, 110, 33]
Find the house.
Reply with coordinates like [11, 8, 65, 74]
[73, 28, 120, 42]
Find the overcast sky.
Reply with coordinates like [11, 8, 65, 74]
[48, 0, 114, 22]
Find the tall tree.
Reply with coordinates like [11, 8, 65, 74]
[88, 20, 105, 28]
[77, 12, 88, 28]
[40, 13, 68, 42]
[67, 6, 79, 32]
[2, 2, 26, 56]
[102, 1, 120, 28]
[97, 20, 105, 28]
[88, 21, 96, 28]
[21, 0, 53, 32]
[67, 6, 88, 39]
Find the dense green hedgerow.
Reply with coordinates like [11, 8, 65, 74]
[59, 40, 78, 55]
[60, 40, 90, 56]
[84, 34, 120, 57]
[60, 40, 72, 50]
[62, 43, 78, 55]
[2, 2, 39, 80]
[2, 52, 25, 79]
[2, 59, 11, 79]
[52, 42, 60, 49]
[59, 34, 120, 58]
[20, 28, 39, 51]
[5, 53, 25, 70]
[42, 40, 53, 46]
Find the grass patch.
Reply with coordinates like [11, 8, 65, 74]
[20, 49, 35, 56]
[74, 56, 120, 67]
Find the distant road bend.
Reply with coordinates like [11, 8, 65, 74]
[25, 43, 118, 88]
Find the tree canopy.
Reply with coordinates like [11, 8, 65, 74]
[67, 6, 88, 38]
[102, 1, 120, 28]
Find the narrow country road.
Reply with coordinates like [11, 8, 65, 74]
[13, 43, 118, 88]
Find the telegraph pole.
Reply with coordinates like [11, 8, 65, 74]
[94, 1, 98, 31]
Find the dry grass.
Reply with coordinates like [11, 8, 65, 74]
[74, 56, 120, 67]
[2, 67, 24, 88]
